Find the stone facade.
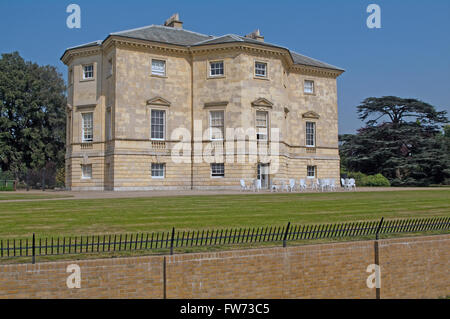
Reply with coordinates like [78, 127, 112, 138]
[61, 15, 344, 191]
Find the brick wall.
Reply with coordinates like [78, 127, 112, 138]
[0, 256, 164, 298]
[0, 235, 448, 299]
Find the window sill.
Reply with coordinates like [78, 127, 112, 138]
[207, 75, 225, 80]
[151, 74, 167, 78]
[253, 76, 269, 81]
[211, 176, 225, 179]
[304, 92, 316, 96]
[151, 177, 165, 179]
[80, 78, 95, 82]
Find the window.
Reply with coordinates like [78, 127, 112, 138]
[255, 62, 267, 77]
[82, 164, 92, 179]
[307, 166, 316, 178]
[83, 64, 94, 79]
[106, 108, 112, 140]
[151, 109, 165, 140]
[210, 111, 224, 140]
[107, 59, 113, 77]
[151, 59, 166, 76]
[82, 112, 93, 142]
[209, 61, 224, 77]
[304, 80, 314, 94]
[151, 163, 165, 178]
[306, 122, 316, 147]
[69, 69, 73, 85]
[211, 163, 225, 177]
[256, 111, 268, 140]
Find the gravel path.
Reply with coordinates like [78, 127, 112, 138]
[0, 187, 447, 203]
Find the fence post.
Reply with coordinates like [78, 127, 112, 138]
[283, 222, 291, 248]
[32, 233, 35, 264]
[375, 217, 384, 240]
[170, 227, 175, 255]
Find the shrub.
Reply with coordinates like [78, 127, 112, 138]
[362, 174, 391, 187]
[342, 172, 390, 187]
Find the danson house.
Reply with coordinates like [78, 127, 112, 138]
[61, 13, 345, 191]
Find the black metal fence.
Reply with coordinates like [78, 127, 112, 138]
[1, 217, 449, 263]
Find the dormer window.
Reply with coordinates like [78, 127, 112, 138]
[304, 80, 314, 94]
[209, 61, 224, 77]
[255, 62, 267, 77]
[83, 64, 94, 79]
[152, 59, 166, 76]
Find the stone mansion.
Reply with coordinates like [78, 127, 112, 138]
[61, 14, 344, 191]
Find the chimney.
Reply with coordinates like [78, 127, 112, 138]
[164, 13, 183, 29]
[245, 29, 264, 42]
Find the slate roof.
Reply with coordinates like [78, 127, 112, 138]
[64, 25, 344, 71]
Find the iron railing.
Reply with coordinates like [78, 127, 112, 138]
[0, 217, 449, 263]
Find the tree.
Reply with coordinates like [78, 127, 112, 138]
[0, 52, 66, 179]
[340, 97, 449, 186]
[357, 96, 447, 127]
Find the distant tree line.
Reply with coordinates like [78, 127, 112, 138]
[0, 52, 66, 188]
[340, 96, 449, 186]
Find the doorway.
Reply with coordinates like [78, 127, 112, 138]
[257, 163, 270, 189]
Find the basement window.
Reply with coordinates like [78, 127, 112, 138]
[211, 163, 225, 178]
[151, 163, 165, 179]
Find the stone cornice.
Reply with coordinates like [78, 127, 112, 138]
[61, 46, 102, 65]
[61, 35, 344, 78]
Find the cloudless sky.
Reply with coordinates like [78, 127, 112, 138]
[0, 0, 449, 133]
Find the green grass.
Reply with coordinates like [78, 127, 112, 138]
[0, 193, 72, 201]
[0, 190, 448, 239]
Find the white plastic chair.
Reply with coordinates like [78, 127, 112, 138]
[320, 179, 329, 192]
[280, 180, 289, 192]
[240, 179, 249, 191]
[288, 179, 296, 192]
[316, 179, 321, 191]
[348, 178, 356, 191]
[253, 179, 262, 192]
[329, 179, 336, 191]
[270, 180, 279, 192]
[299, 179, 307, 191]
[341, 178, 347, 190]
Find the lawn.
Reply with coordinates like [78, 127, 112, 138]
[0, 193, 72, 201]
[0, 190, 448, 239]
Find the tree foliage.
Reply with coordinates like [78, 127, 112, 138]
[341, 97, 449, 186]
[357, 96, 448, 127]
[0, 52, 66, 178]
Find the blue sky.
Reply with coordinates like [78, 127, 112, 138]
[0, 0, 449, 133]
